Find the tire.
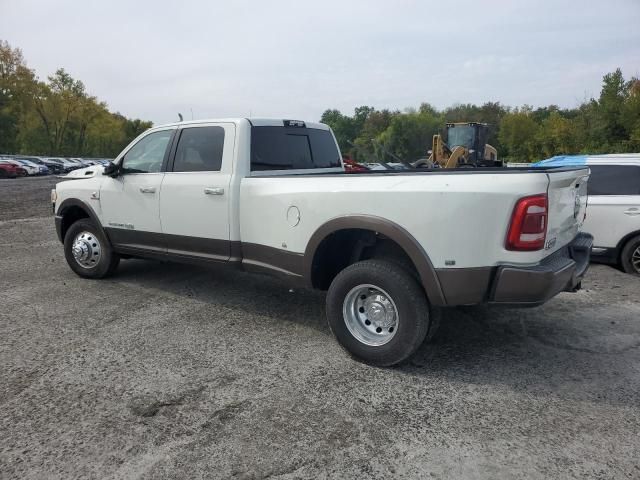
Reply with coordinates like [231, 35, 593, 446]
[64, 218, 120, 279]
[620, 234, 640, 276]
[326, 259, 431, 367]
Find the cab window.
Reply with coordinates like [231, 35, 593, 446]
[172, 126, 225, 172]
[121, 130, 173, 173]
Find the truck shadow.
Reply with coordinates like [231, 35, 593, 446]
[114, 259, 329, 333]
[115, 260, 640, 408]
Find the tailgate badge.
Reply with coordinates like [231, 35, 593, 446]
[545, 237, 557, 250]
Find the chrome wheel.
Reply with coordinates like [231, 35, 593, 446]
[71, 231, 101, 268]
[343, 284, 398, 346]
[632, 246, 640, 273]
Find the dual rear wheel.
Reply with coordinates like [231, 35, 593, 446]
[326, 259, 433, 366]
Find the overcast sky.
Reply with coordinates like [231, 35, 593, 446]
[1, 0, 639, 125]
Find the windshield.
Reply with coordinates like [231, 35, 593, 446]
[447, 125, 475, 149]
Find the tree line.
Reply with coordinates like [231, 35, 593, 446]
[321, 69, 640, 163]
[0, 40, 151, 157]
[2, 38, 638, 162]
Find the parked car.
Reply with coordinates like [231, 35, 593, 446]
[5, 159, 38, 176]
[53, 118, 592, 366]
[70, 157, 96, 166]
[18, 156, 62, 174]
[47, 157, 79, 173]
[64, 158, 84, 168]
[40, 157, 65, 174]
[366, 162, 409, 171]
[534, 154, 640, 275]
[15, 158, 49, 175]
[0, 160, 23, 178]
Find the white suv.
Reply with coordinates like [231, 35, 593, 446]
[535, 154, 640, 275]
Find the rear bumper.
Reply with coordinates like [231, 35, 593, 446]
[435, 233, 593, 306]
[490, 232, 593, 306]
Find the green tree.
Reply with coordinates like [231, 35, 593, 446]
[536, 111, 578, 157]
[0, 40, 37, 153]
[352, 109, 397, 161]
[597, 68, 628, 145]
[376, 109, 443, 161]
[498, 108, 540, 161]
[0, 39, 153, 157]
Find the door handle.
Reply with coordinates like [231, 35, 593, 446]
[204, 187, 224, 195]
[139, 186, 156, 193]
[624, 208, 640, 216]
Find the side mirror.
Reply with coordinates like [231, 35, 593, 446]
[103, 162, 120, 177]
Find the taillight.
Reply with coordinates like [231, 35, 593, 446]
[506, 194, 548, 251]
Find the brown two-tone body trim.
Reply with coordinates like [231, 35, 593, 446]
[435, 267, 494, 305]
[240, 243, 305, 281]
[57, 201, 591, 308]
[105, 228, 244, 265]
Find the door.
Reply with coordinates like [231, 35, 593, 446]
[159, 123, 235, 261]
[582, 164, 640, 248]
[100, 128, 175, 252]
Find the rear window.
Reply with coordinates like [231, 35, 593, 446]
[588, 165, 640, 196]
[251, 126, 341, 171]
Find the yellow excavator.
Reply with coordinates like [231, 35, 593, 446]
[415, 122, 500, 168]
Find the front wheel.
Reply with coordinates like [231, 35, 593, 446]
[326, 259, 431, 366]
[621, 234, 640, 276]
[64, 218, 120, 278]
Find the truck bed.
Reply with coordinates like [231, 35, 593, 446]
[249, 166, 584, 177]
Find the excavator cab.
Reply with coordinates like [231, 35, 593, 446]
[446, 122, 498, 166]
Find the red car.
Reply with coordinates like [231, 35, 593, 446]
[342, 154, 369, 173]
[0, 160, 26, 178]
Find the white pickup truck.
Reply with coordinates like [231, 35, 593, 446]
[53, 118, 593, 366]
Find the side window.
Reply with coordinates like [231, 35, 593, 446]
[588, 165, 640, 196]
[172, 126, 225, 172]
[122, 130, 173, 173]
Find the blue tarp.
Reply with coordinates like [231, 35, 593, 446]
[531, 155, 588, 167]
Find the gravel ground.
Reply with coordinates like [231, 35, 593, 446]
[0, 176, 59, 221]
[1, 177, 639, 479]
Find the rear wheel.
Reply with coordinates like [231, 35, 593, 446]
[621, 235, 640, 276]
[64, 218, 120, 278]
[326, 259, 431, 366]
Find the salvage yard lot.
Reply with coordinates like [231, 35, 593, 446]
[1, 177, 639, 479]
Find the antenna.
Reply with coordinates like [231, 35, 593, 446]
[190, 108, 194, 120]
[178, 113, 183, 122]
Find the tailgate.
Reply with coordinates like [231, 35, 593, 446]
[545, 168, 590, 252]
